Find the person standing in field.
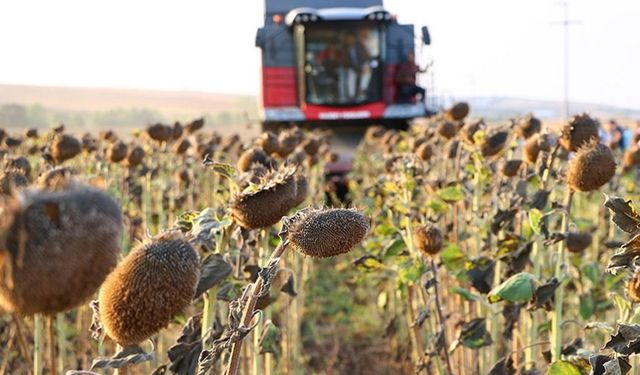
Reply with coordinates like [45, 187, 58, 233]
[395, 51, 429, 104]
[604, 119, 626, 150]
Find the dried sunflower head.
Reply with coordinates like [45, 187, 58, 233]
[445, 102, 470, 121]
[559, 113, 599, 152]
[99, 230, 199, 345]
[286, 208, 369, 258]
[566, 139, 616, 192]
[0, 168, 28, 196]
[501, 159, 523, 178]
[515, 113, 541, 139]
[566, 231, 592, 253]
[107, 141, 128, 163]
[51, 134, 82, 163]
[230, 165, 298, 229]
[413, 223, 444, 256]
[0, 183, 122, 315]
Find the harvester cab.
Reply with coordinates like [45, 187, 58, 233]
[256, 0, 432, 131]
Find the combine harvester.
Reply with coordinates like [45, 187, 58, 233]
[255, 0, 433, 132]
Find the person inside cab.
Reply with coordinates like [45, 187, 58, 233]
[343, 31, 371, 102]
[395, 52, 429, 105]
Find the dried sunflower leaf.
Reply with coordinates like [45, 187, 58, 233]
[279, 273, 297, 297]
[607, 234, 640, 274]
[602, 356, 630, 375]
[491, 208, 519, 235]
[259, 320, 281, 356]
[244, 264, 261, 282]
[529, 189, 550, 210]
[383, 316, 397, 338]
[487, 355, 516, 375]
[466, 257, 495, 294]
[502, 303, 521, 340]
[589, 354, 631, 375]
[167, 316, 204, 375]
[604, 195, 640, 234]
[188, 208, 228, 251]
[216, 282, 242, 302]
[195, 254, 233, 297]
[603, 323, 640, 355]
[450, 318, 492, 351]
[504, 241, 533, 276]
[90, 344, 154, 370]
[412, 309, 430, 328]
[527, 277, 560, 311]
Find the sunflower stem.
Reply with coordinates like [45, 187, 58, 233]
[430, 258, 454, 375]
[551, 190, 574, 362]
[12, 314, 33, 373]
[33, 314, 43, 375]
[225, 240, 289, 375]
[46, 315, 58, 375]
[56, 313, 65, 374]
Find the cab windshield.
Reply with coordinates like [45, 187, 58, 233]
[300, 22, 384, 106]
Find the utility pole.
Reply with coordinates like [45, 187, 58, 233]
[552, 2, 580, 121]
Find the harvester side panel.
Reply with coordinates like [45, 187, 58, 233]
[258, 25, 298, 108]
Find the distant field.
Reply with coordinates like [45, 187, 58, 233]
[1, 84, 637, 136]
[0, 84, 257, 117]
[0, 84, 259, 136]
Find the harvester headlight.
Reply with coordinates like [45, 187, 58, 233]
[302, 14, 310, 22]
[376, 13, 384, 20]
[310, 14, 318, 21]
[368, 13, 376, 20]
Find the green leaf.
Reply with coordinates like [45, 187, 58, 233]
[375, 222, 398, 236]
[437, 185, 465, 203]
[428, 198, 449, 214]
[579, 293, 595, 320]
[383, 238, 406, 259]
[488, 272, 536, 304]
[452, 287, 480, 302]
[528, 208, 543, 235]
[205, 161, 237, 180]
[398, 260, 427, 284]
[354, 256, 384, 272]
[581, 262, 600, 284]
[538, 320, 551, 334]
[442, 244, 467, 271]
[547, 361, 582, 375]
[528, 174, 541, 190]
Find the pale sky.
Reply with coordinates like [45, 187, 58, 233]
[0, 0, 638, 109]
